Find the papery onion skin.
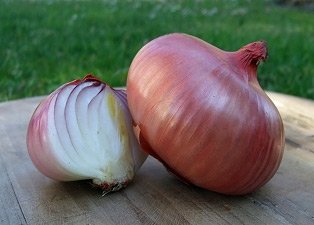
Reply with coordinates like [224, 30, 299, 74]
[127, 33, 285, 195]
[27, 75, 147, 193]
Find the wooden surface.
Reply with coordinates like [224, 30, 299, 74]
[0, 92, 313, 225]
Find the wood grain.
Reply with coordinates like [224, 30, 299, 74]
[0, 92, 313, 225]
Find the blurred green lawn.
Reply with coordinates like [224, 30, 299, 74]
[0, 0, 313, 101]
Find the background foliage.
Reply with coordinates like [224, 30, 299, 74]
[0, 0, 313, 101]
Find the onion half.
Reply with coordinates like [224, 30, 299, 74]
[27, 75, 147, 193]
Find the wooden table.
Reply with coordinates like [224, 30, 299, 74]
[0, 92, 313, 225]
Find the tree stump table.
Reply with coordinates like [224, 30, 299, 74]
[0, 92, 313, 225]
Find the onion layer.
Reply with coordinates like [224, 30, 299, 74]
[27, 75, 147, 194]
[127, 33, 285, 195]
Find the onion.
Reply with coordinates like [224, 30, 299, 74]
[27, 75, 147, 194]
[127, 33, 285, 195]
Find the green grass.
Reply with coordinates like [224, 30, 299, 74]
[0, 0, 313, 101]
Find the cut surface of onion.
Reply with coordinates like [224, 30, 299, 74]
[27, 75, 147, 193]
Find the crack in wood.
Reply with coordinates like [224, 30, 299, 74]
[285, 137, 314, 154]
[0, 127, 28, 225]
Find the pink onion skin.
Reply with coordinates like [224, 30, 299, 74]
[127, 33, 285, 195]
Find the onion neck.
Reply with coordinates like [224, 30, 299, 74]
[231, 41, 268, 79]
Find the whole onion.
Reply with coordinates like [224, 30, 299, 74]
[127, 33, 285, 195]
[27, 75, 147, 194]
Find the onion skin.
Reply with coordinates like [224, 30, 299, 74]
[127, 33, 285, 195]
[27, 75, 147, 193]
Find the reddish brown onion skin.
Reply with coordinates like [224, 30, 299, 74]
[127, 33, 284, 195]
